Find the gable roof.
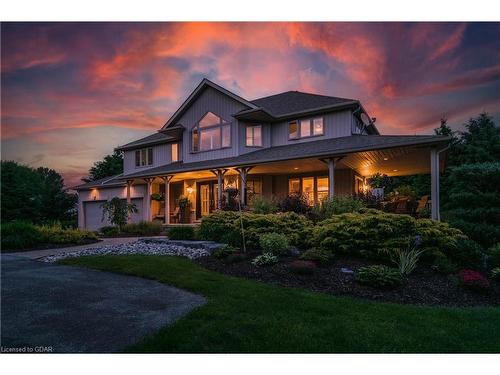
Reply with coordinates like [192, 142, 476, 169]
[115, 132, 175, 151]
[249, 91, 357, 117]
[161, 78, 258, 129]
[72, 174, 125, 190]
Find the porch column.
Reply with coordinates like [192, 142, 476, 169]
[235, 166, 254, 206]
[126, 179, 133, 223]
[210, 168, 229, 209]
[320, 157, 343, 199]
[161, 175, 174, 225]
[430, 148, 440, 221]
[144, 177, 154, 222]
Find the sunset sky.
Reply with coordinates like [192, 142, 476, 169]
[1, 22, 499, 187]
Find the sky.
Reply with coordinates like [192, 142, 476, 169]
[1, 22, 499, 187]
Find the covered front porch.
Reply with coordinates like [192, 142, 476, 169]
[123, 141, 447, 224]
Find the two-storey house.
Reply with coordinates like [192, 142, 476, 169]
[75, 79, 449, 230]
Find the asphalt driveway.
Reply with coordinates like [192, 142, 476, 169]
[1, 255, 205, 353]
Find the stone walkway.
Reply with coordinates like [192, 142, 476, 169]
[1, 255, 206, 353]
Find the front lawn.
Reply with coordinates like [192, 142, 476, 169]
[59, 255, 500, 352]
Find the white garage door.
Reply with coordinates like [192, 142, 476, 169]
[84, 198, 143, 231]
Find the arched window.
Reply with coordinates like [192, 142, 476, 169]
[192, 112, 231, 152]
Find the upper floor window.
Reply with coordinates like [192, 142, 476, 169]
[289, 117, 324, 139]
[192, 112, 231, 152]
[246, 125, 262, 147]
[135, 147, 153, 167]
[171, 143, 179, 162]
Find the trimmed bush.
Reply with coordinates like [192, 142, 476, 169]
[213, 245, 238, 259]
[310, 196, 365, 222]
[300, 248, 334, 265]
[259, 232, 289, 255]
[432, 256, 459, 274]
[252, 196, 278, 214]
[458, 269, 490, 292]
[252, 253, 279, 266]
[100, 226, 120, 236]
[121, 221, 163, 236]
[488, 243, 500, 268]
[311, 209, 470, 266]
[168, 226, 195, 240]
[356, 265, 401, 289]
[199, 211, 313, 250]
[224, 253, 247, 264]
[289, 260, 317, 275]
[1, 221, 98, 251]
[278, 193, 311, 215]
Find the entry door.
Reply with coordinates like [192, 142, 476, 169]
[200, 184, 210, 217]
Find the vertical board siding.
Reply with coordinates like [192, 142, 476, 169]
[123, 144, 173, 175]
[271, 110, 353, 147]
[177, 86, 249, 163]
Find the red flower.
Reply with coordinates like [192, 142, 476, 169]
[458, 269, 490, 291]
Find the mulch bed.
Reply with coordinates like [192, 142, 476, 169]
[196, 254, 500, 307]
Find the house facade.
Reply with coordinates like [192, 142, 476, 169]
[75, 79, 449, 230]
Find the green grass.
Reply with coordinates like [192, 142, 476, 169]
[59, 255, 500, 353]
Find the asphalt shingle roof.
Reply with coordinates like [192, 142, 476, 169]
[116, 135, 449, 180]
[116, 132, 174, 151]
[249, 91, 357, 117]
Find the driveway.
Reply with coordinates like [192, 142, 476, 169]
[1, 255, 205, 353]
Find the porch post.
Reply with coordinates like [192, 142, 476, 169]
[161, 175, 174, 225]
[126, 180, 133, 223]
[320, 157, 343, 199]
[430, 148, 440, 221]
[235, 166, 254, 206]
[210, 168, 229, 209]
[144, 177, 154, 222]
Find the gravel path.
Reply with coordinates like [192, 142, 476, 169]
[42, 240, 212, 263]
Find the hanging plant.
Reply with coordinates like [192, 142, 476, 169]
[151, 193, 163, 201]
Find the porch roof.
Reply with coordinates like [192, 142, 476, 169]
[117, 134, 450, 180]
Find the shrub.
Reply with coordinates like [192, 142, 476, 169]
[259, 232, 289, 255]
[252, 253, 279, 266]
[1, 221, 98, 251]
[300, 248, 334, 265]
[100, 197, 138, 229]
[491, 268, 500, 280]
[121, 221, 163, 236]
[278, 193, 311, 215]
[389, 236, 425, 276]
[252, 196, 279, 214]
[100, 226, 120, 236]
[311, 209, 468, 265]
[356, 265, 401, 289]
[458, 269, 490, 292]
[199, 211, 312, 250]
[451, 239, 485, 270]
[168, 226, 195, 240]
[213, 245, 238, 259]
[488, 243, 500, 268]
[432, 256, 459, 274]
[224, 253, 247, 264]
[289, 260, 317, 275]
[310, 196, 365, 222]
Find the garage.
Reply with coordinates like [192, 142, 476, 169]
[83, 198, 143, 231]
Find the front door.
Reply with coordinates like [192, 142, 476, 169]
[200, 184, 210, 217]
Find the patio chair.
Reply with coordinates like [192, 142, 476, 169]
[170, 207, 180, 224]
[394, 198, 409, 214]
[153, 206, 165, 222]
[415, 195, 430, 217]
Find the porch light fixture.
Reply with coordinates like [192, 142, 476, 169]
[186, 186, 194, 194]
[383, 157, 388, 161]
[294, 167, 299, 170]
[393, 169, 398, 172]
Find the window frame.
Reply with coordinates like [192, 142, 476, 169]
[288, 117, 324, 140]
[287, 175, 329, 205]
[171, 143, 179, 162]
[191, 111, 231, 153]
[134, 147, 154, 168]
[245, 124, 263, 147]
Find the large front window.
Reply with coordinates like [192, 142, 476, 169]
[192, 112, 231, 152]
[288, 176, 329, 205]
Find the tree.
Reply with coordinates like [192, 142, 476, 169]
[101, 197, 137, 228]
[1, 161, 77, 224]
[84, 150, 123, 182]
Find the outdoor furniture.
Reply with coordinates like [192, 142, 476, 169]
[170, 207, 180, 223]
[415, 195, 430, 217]
[153, 206, 165, 221]
[394, 198, 409, 214]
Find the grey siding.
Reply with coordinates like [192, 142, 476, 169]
[176, 86, 249, 163]
[123, 143, 177, 175]
[271, 110, 353, 147]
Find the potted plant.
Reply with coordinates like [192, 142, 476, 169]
[177, 195, 191, 223]
[368, 172, 389, 199]
[151, 193, 163, 201]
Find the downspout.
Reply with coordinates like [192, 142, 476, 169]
[436, 145, 450, 221]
